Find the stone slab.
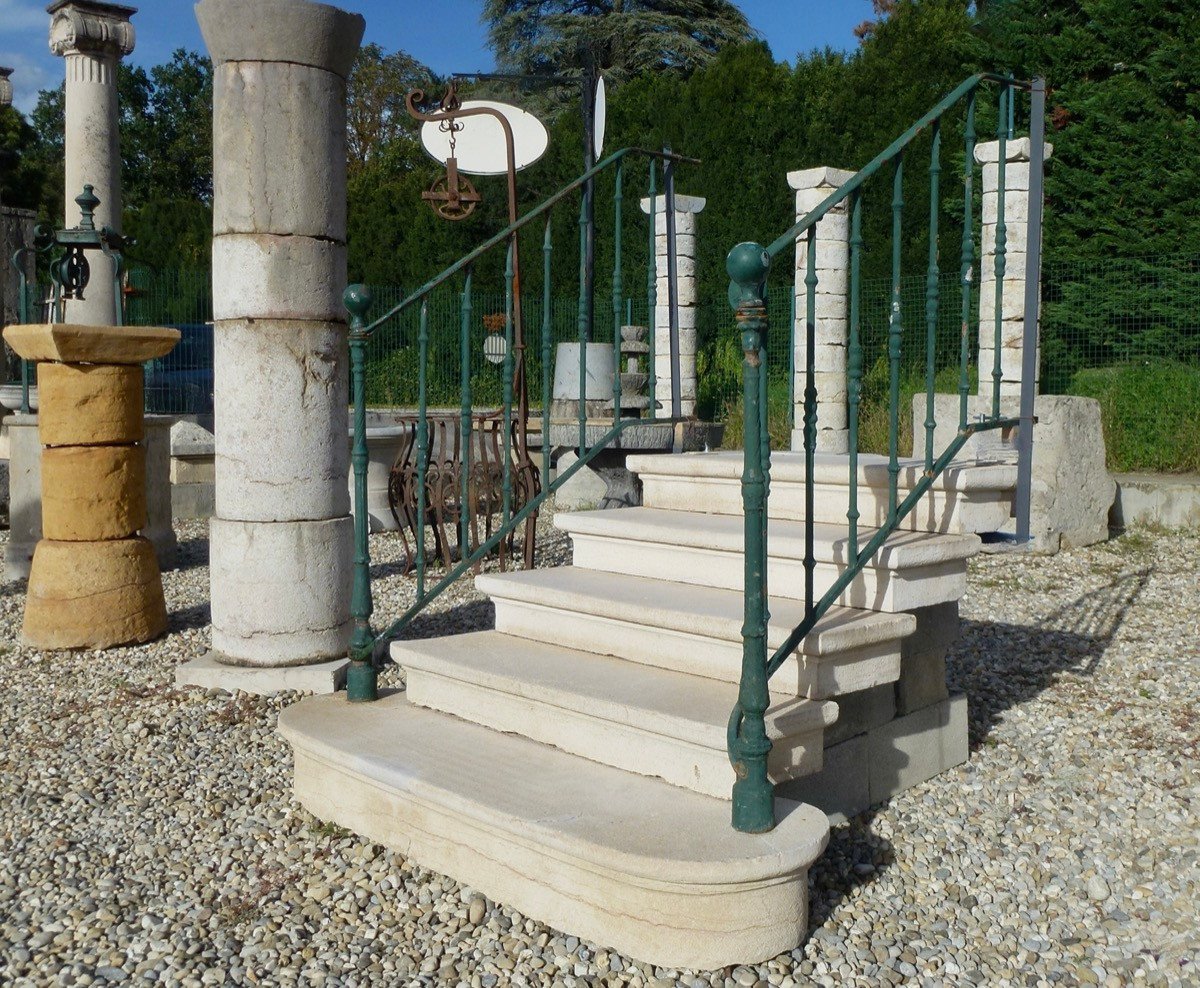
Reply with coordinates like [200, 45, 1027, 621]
[279, 691, 830, 970]
[175, 652, 348, 695]
[824, 685, 895, 748]
[3, 323, 179, 365]
[867, 692, 968, 804]
[1113, 473, 1200, 531]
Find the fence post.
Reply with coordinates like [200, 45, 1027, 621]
[345, 284, 378, 703]
[727, 242, 774, 834]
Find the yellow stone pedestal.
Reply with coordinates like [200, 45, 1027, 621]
[2, 323, 180, 650]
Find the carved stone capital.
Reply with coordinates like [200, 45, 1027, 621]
[0, 67, 13, 110]
[48, 1, 137, 60]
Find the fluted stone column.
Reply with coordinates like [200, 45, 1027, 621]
[640, 194, 704, 418]
[788, 166, 855, 454]
[48, 1, 135, 327]
[976, 137, 1053, 398]
[179, 0, 364, 693]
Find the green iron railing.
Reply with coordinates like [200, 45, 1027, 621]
[727, 74, 1047, 832]
[341, 147, 697, 702]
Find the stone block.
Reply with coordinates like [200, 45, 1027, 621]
[982, 160, 1032, 192]
[655, 252, 696, 280]
[196, 0, 365, 78]
[37, 363, 143, 446]
[797, 239, 849, 273]
[895, 646, 949, 716]
[213, 60, 348, 240]
[654, 306, 697, 332]
[907, 601, 961, 658]
[867, 692, 968, 804]
[795, 343, 847, 375]
[651, 212, 697, 237]
[172, 482, 215, 521]
[1113, 474, 1200, 531]
[5, 415, 42, 580]
[209, 515, 353, 665]
[817, 400, 848, 431]
[214, 320, 350, 522]
[787, 165, 856, 193]
[795, 266, 848, 298]
[825, 684, 896, 747]
[4, 323, 179, 365]
[171, 456, 215, 485]
[23, 537, 167, 649]
[212, 235, 347, 322]
[640, 193, 706, 216]
[777, 733, 870, 826]
[655, 234, 694, 258]
[143, 416, 178, 569]
[176, 652, 348, 695]
[42, 445, 146, 541]
[974, 137, 1054, 165]
[982, 219, 1032, 256]
[983, 192, 1029, 224]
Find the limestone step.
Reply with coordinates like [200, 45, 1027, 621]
[556, 507, 979, 613]
[279, 692, 830, 970]
[394, 631, 839, 800]
[476, 567, 914, 701]
[627, 450, 1016, 535]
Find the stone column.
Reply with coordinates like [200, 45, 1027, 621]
[640, 194, 704, 418]
[976, 137, 1053, 398]
[0, 66, 11, 110]
[788, 166, 855, 454]
[48, 1, 136, 327]
[179, 0, 364, 693]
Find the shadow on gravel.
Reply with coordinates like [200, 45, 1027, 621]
[172, 536, 210, 572]
[169, 602, 212, 633]
[807, 809, 894, 935]
[953, 568, 1153, 751]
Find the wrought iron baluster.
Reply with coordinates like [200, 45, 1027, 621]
[888, 154, 905, 524]
[577, 188, 589, 455]
[924, 119, 942, 473]
[503, 239, 515, 525]
[541, 220, 553, 492]
[788, 287, 796, 435]
[992, 83, 1009, 418]
[345, 284, 377, 703]
[803, 228, 818, 618]
[727, 242, 773, 834]
[646, 161, 658, 420]
[417, 300, 430, 600]
[960, 91, 977, 432]
[612, 161, 624, 428]
[460, 268, 474, 557]
[847, 191, 864, 561]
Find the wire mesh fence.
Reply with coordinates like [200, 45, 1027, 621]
[57, 256, 1200, 472]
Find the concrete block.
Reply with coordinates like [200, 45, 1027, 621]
[212, 235, 347, 322]
[214, 320, 350, 522]
[777, 733, 870, 826]
[175, 652, 349, 695]
[1113, 473, 1200, 531]
[213, 60, 348, 240]
[209, 515, 353, 666]
[867, 692, 968, 804]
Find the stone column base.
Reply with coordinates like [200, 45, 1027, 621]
[175, 652, 348, 696]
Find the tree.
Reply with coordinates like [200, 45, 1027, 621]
[347, 44, 435, 174]
[482, 0, 756, 84]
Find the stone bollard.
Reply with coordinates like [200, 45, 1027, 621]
[3, 323, 179, 648]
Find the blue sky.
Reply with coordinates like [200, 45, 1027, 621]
[0, 0, 874, 114]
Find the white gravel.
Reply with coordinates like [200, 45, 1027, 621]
[1, 520, 1196, 987]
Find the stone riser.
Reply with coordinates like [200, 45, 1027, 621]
[567, 534, 966, 613]
[492, 597, 902, 701]
[280, 694, 830, 970]
[405, 669, 827, 800]
[639, 474, 1012, 535]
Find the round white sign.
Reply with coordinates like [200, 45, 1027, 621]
[593, 76, 607, 157]
[420, 100, 550, 177]
[483, 333, 508, 366]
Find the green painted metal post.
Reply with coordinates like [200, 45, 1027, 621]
[847, 191, 864, 560]
[542, 221, 553, 491]
[612, 161, 624, 427]
[503, 240, 515, 526]
[345, 284, 378, 703]
[416, 300, 430, 599]
[577, 191, 589, 455]
[803, 229, 818, 617]
[646, 161, 658, 420]
[727, 242, 774, 834]
[888, 155, 905, 524]
[992, 84, 1009, 418]
[924, 120, 942, 473]
[959, 91, 977, 432]
[460, 269, 474, 555]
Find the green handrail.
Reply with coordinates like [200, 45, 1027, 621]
[728, 73, 1043, 832]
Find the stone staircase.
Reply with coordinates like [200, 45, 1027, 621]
[280, 450, 1005, 969]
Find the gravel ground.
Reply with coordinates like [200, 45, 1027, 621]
[0, 518, 1196, 987]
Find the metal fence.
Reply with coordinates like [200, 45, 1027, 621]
[79, 256, 1200, 472]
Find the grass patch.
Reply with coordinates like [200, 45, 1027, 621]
[1070, 361, 1200, 473]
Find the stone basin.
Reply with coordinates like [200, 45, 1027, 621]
[346, 426, 407, 533]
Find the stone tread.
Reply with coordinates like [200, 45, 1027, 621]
[626, 450, 1017, 492]
[556, 507, 980, 568]
[393, 630, 838, 749]
[475, 567, 915, 657]
[278, 691, 830, 884]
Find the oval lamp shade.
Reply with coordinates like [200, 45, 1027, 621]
[421, 100, 550, 177]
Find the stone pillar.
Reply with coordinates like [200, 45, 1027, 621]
[0, 66, 12, 110]
[48, 1, 136, 327]
[640, 194, 704, 418]
[787, 166, 855, 454]
[976, 137, 1053, 398]
[3, 323, 177, 648]
[184, 0, 364, 690]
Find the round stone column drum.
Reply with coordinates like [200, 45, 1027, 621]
[2, 323, 180, 649]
